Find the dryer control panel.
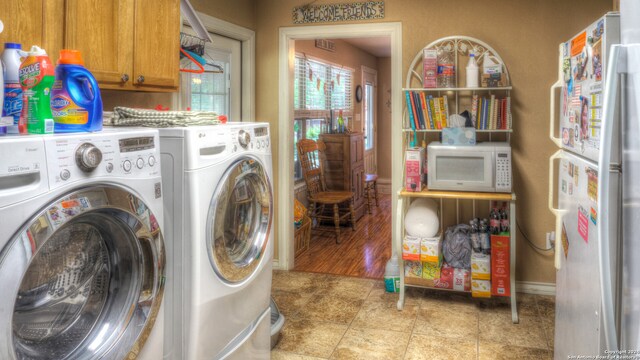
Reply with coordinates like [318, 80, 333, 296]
[44, 131, 161, 187]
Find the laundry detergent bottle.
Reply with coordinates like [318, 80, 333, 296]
[2, 43, 24, 133]
[20, 46, 55, 134]
[51, 50, 103, 133]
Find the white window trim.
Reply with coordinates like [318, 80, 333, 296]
[179, 13, 255, 122]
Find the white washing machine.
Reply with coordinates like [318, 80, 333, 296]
[0, 129, 166, 360]
[159, 123, 273, 360]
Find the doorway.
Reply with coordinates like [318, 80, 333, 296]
[276, 23, 403, 273]
[362, 66, 377, 174]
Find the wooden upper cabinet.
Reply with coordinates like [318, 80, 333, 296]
[0, 0, 63, 61]
[63, 0, 179, 91]
[65, 0, 133, 87]
[132, 0, 180, 89]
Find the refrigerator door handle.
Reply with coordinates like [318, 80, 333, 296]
[549, 44, 564, 147]
[599, 43, 622, 352]
[548, 149, 567, 270]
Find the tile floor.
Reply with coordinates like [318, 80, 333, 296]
[271, 271, 555, 360]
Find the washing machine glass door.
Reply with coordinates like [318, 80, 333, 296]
[208, 156, 273, 283]
[0, 185, 164, 360]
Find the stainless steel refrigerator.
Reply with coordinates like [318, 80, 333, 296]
[549, 5, 640, 357]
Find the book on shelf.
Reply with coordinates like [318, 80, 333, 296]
[408, 91, 420, 129]
[405, 91, 416, 131]
[442, 95, 450, 128]
[413, 92, 425, 129]
[471, 94, 479, 128]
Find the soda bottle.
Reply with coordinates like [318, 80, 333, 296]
[500, 202, 510, 233]
[490, 207, 501, 234]
[480, 219, 491, 255]
[437, 49, 455, 88]
[470, 219, 481, 253]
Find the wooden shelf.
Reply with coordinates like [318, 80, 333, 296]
[404, 277, 471, 293]
[403, 87, 512, 92]
[402, 129, 512, 133]
[399, 187, 515, 201]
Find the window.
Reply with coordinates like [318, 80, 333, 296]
[180, 29, 242, 120]
[293, 54, 353, 182]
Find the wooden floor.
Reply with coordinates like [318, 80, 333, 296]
[294, 194, 392, 279]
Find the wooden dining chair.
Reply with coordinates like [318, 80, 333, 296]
[297, 139, 356, 243]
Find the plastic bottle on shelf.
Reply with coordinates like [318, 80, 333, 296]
[437, 49, 455, 88]
[470, 219, 481, 253]
[465, 53, 479, 88]
[500, 202, 510, 233]
[490, 207, 501, 234]
[2, 43, 23, 134]
[19, 46, 55, 134]
[337, 110, 344, 133]
[480, 219, 491, 255]
[384, 256, 400, 293]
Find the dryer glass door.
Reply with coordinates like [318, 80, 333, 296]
[208, 156, 273, 283]
[0, 186, 164, 360]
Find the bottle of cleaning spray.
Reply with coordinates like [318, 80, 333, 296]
[2, 43, 24, 133]
[51, 50, 103, 133]
[19, 46, 55, 134]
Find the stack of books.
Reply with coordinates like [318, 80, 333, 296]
[471, 95, 512, 130]
[404, 91, 450, 130]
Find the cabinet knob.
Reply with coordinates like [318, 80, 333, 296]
[121, 74, 129, 83]
[137, 75, 145, 84]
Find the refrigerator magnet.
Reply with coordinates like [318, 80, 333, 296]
[587, 168, 598, 202]
[590, 207, 597, 225]
[562, 222, 569, 259]
[578, 206, 589, 244]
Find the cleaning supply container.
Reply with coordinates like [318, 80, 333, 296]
[384, 256, 401, 293]
[20, 46, 55, 134]
[51, 49, 103, 133]
[2, 42, 24, 133]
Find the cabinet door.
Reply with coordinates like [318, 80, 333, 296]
[0, 0, 63, 60]
[65, 0, 134, 87]
[132, 0, 180, 90]
[352, 165, 365, 205]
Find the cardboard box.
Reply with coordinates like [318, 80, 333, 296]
[491, 234, 511, 297]
[420, 235, 442, 264]
[402, 235, 420, 261]
[471, 253, 491, 280]
[422, 261, 441, 280]
[481, 73, 505, 87]
[472, 279, 492, 298]
[434, 265, 470, 291]
[404, 260, 422, 278]
[422, 49, 438, 88]
[405, 147, 425, 192]
[442, 127, 476, 146]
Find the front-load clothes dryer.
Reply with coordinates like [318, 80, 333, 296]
[159, 123, 273, 360]
[0, 129, 166, 360]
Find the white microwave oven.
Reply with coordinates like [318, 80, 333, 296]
[427, 142, 512, 193]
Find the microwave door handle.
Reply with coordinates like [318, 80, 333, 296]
[549, 44, 564, 148]
[548, 150, 567, 270]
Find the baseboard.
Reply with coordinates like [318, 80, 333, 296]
[516, 281, 556, 296]
[272, 259, 285, 270]
[377, 178, 391, 194]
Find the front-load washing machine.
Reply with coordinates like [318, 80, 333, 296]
[0, 129, 165, 360]
[159, 123, 273, 359]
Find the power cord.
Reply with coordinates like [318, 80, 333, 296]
[517, 221, 554, 252]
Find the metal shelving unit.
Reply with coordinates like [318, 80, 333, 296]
[396, 36, 519, 324]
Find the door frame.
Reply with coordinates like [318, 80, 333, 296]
[361, 65, 378, 174]
[276, 23, 402, 270]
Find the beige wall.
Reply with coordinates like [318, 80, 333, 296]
[376, 56, 392, 181]
[256, 0, 613, 283]
[294, 39, 378, 131]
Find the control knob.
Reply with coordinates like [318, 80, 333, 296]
[238, 130, 251, 148]
[75, 143, 102, 172]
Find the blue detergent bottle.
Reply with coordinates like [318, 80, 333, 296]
[51, 49, 103, 132]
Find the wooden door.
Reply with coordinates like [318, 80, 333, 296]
[132, 0, 180, 90]
[65, 0, 134, 87]
[0, 0, 63, 61]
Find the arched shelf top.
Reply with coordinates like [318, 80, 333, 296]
[406, 36, 511, 89]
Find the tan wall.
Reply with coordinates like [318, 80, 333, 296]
[376, 57, 392, 181]
[294, 39, 378, 131]
[256, 0, 613, 283]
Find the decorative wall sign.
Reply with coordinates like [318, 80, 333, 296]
[293, 2, 384, 24]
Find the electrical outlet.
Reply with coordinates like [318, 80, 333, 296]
[546, 231, 556, 251]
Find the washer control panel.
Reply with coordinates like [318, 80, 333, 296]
[44, 131, 160, 187]
[230, 125, 270, 154]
